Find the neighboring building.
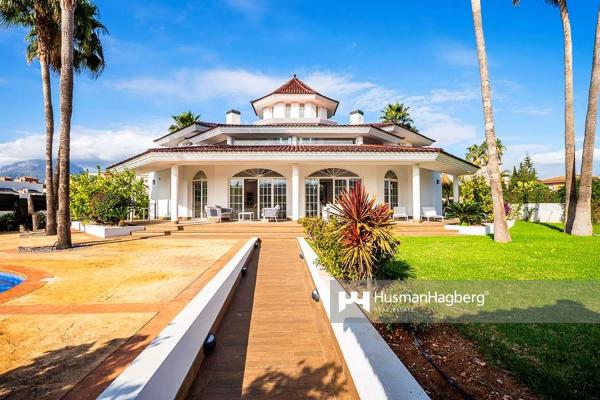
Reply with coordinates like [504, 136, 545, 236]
[0, 179, 44, 197]
[110, 75, 478, 221]
[539, 175, 600, 191]
[14, 176, 40, 183]
[0, 176, 13, 182]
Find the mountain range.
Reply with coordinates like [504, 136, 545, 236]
[0, 159, 85, 182]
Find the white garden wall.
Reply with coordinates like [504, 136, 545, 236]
[513, 203, 563, 223]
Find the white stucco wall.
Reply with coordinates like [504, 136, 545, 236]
[149, 164, 441, 220]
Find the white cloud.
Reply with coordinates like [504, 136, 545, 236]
[530, 148, 600, 165]
[113, 67, 480, 147]
[513, 106, 552, 116]
[113, 69, 281, 105]
[0, 124, 160, 168]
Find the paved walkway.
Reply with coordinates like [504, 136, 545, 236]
[187, 238, 358, 399]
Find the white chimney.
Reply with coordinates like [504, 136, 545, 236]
[349, 109, 364, 125]
[226, 109, 241, 125]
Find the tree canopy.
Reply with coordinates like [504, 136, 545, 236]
[380, 102, 418, 131]
[169, 111, 200, 132]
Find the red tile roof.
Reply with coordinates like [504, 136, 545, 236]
[109, 144, 453, 169]
[250, 75, 340, 115]
[271, 75, 317, 95]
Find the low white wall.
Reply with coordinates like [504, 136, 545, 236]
[71, 222, 145, 238]
[297, 237, 429, 400]
[98, 237, 257, 400]
[513, 203, 563, 223]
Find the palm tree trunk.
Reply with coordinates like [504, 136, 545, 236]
[39, 51, 57, 236]
[559, 0, 577, 233]
[470, 0, 511, 243]
[56, 0, 77, 249]
[571, 6, 600, 236]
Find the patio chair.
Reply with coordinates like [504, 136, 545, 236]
[422, 206, 444, 222]
[392, 206, 409, 221]
[205, 206, 233, 222]
[261, 205, 280, 222]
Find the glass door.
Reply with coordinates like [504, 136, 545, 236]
[258, 178, 273, 219]
[229, 178, 243, 218]
[193, 180, 207, 218]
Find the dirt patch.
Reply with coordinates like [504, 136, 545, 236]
[375, 323, 538, 400]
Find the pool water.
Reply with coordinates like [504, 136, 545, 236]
[0, 272, 24, 293]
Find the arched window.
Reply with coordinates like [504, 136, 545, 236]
[305, 168, 361, 217]
[192, 170, 207, 218]
[229, 168, 286, 219]
[233, 168, 283, 178]
[384, 170, 399, 208]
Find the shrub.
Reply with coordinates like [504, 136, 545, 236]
[460, 175, 493, 218]
[445, 201, 485, 225]
[300, 184, 399, 280]
[71, 169, 149, 225]
[0, 213, 15, 232]
[330, 182, 399, 280]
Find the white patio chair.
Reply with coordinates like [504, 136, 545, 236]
[261, 205, 280, 222]
[392, 206, 409, 221]
[205, 206, 233, 222]
[422, 206, 444, 222]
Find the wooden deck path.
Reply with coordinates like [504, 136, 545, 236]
[186, 238, 358, 399]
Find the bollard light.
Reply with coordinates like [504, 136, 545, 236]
[311, 289, 320, 302]
[203, 333, 216, 355]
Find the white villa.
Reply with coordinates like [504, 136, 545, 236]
[110, 75, 477, 221]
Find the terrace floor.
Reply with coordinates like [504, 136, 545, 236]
[0, 231, 240, 400]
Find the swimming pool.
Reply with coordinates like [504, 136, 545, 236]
[0, 272, 24, 293]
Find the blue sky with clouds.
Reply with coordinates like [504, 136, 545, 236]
[0, 0, 599, 177]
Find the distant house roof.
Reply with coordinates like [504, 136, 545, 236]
[540, 175, 598, 186]
[540, 176, 568, 185]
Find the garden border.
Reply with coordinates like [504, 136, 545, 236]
[297, 237, 430, 400]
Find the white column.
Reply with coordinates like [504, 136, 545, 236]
[170, 165, 179, 222]
[226, 136, 234, 145]
[292, 164, 300, 221]
[453, 175, 460, 202]
[412, 165, 421, 222]
[147, 172, 156, 220]
[356, 136, 364, 145]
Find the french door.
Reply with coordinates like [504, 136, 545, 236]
[192, 180, 208, 218]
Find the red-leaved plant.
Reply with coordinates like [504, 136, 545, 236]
[330, 182, 399, 280]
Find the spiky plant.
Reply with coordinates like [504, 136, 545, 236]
[445, 200, 485, 226]
[330, 182, 399, 280]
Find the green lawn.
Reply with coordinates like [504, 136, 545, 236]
[395, 222, 600, 280]
[392, 222, 600, 400]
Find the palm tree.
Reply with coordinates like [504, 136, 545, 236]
[169, 111, 200, 132]
[380, 102, 418, 131]
[465, 139, 505, 167]
[55, 0, 76, 249]
[470, 0, 511, 243]
[513, 0, 576, 233]
[571, 6, 600, 236]
[0, 0, 106, 236]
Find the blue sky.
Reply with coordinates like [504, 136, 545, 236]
[0, 0, 599, 177]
